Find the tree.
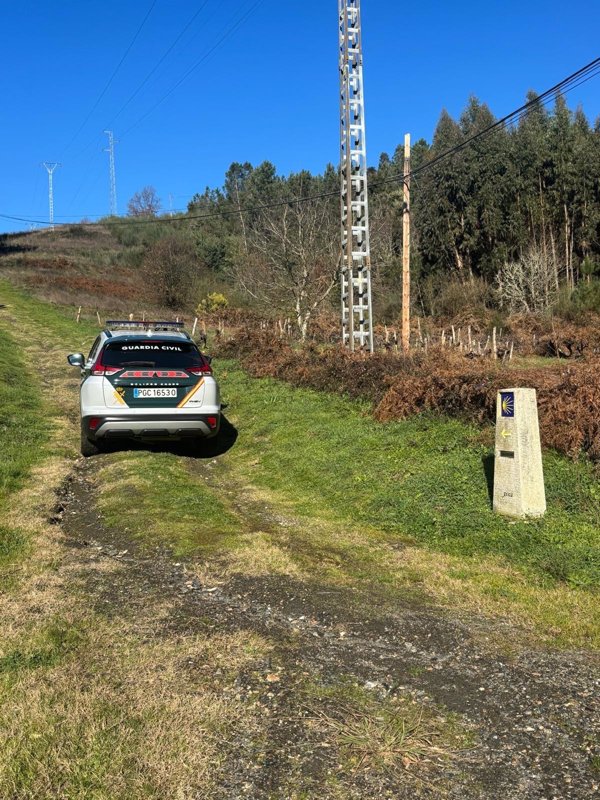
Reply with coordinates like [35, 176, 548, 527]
[142, 235, 197, 308]
[496, 246, 558, 313]
[514, 92, 552, 265]
[232, 196, 339, 339]
[128, 186, 161, 218]
[417, 109, 471, 279]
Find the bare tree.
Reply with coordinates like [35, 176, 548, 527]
[496, 246, 560, 313]
[232, 198, 339, 339]
[128, 186, 161, 218]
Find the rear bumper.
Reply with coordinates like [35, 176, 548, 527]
[83, 413, 220, 441]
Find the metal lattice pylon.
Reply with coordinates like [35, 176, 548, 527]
[104, 130, 118, 216]
[339, 0, 373, 352]
[42, 162, 61, 231]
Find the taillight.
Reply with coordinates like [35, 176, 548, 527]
[91, 363, 121, 376]
[207, 416, 218, 429]
[188, 364, 212, 376]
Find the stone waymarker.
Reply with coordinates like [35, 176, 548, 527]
[493, 388, 546, 518]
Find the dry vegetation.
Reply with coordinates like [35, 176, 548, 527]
[215, 328, 600, 461]
[0, 227, 143, 313]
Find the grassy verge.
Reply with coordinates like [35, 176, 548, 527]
[0, 286, 274, 798]
[0, 327, 48, 502]
[0, 612, 268, 799]
[222, 365, 600, 645]
[0, 279, 98, 347]
[220, 366, 600, 589]
[0, 325, 49, 586]
[97, 360, 600, 648]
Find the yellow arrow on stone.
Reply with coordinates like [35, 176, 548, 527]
[501, 429, 512, 439]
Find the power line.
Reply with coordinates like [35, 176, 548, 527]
[377, 56, 600, 188]
[0, 188, 339, 229]
[4, 55, 600, 231]
[60, 1, 157, 157]
[119, 0, 264, 138]
[64, 150, 105, 214]
[62, 2, 258, 213]
[62, 2, 213, 169]
[104, 1, 212, 130]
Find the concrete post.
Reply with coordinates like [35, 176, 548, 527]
[493, 388, 546, 518]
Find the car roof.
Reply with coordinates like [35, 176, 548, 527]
[104, 330, 192, 342]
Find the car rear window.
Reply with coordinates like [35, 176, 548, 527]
[101, 340, 205, 368]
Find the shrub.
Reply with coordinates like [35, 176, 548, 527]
[197, 292, 228, 314]
[142, 235, 197, 309]
[420, 275, 494, 321]
[217, 331, 600, 461]
[571, 280, 600, 314]
[496, 247, 558, 313]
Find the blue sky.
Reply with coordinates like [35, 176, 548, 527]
[1, 0, 599, 233]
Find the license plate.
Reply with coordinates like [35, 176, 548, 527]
[133, 388, 177, 399]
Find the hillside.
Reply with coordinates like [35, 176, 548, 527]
[0, 226, 144, 312]
[0, 241, 599, 798]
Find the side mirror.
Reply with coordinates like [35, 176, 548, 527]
[67, 353, 85, 367]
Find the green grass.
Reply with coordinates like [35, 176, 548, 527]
[218, 363, 600, 590]
[0, 327, 47, 503]
[96, 451, 241, 556]
[0, 279, 98, 346]
[0, 619, 85, 681]
[0, 283, 101, 588]
[0, 324, 49, 577]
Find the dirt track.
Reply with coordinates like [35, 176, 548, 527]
[56, 458, 600, 800]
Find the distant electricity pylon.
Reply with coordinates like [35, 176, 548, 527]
[104, 130, 118, 216]
[339, 0, 373, 353]
[41, 162, 61, 230]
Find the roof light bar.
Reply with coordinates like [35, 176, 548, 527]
[105, 320, 185, 331]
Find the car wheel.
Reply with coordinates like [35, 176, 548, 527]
[80, 423, 102, 457]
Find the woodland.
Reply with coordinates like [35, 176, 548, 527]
[124, 92, 600, 332]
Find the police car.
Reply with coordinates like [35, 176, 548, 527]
[68, 320, 220, 456]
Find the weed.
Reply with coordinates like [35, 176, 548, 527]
[0, 526, 26, 563]
[305, 680, 469, 777]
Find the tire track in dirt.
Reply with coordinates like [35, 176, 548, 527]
[53, 457, 600, 800]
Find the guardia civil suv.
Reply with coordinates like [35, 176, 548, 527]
[68, 321, 220, 457]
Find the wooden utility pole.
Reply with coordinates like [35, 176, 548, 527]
[401, 133, 411, 353]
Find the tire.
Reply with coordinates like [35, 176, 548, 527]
[80, 424, 102, 457]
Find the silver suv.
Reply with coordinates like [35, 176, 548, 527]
[68, 321, 220, 456]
